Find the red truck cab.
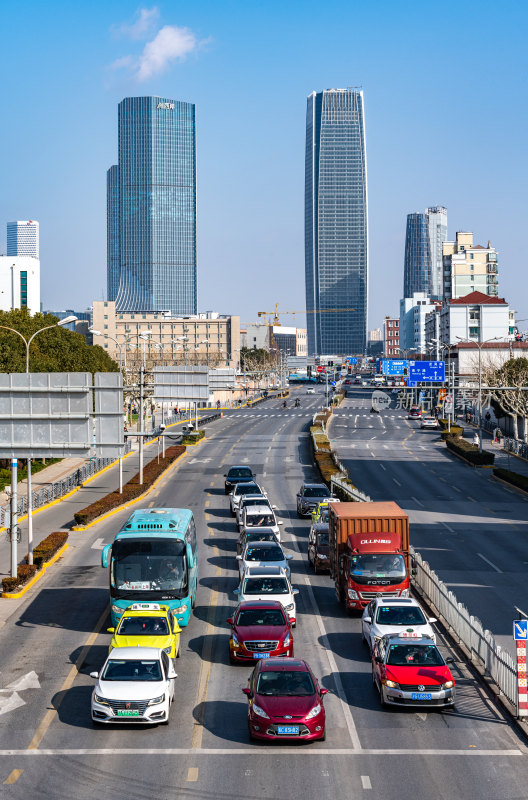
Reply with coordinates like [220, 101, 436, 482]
[340, 531, 409, 611]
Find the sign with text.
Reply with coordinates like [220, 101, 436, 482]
[409, 360, 445, 383]
[381, 359, 409, 376]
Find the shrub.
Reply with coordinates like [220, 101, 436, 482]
[2, 563, 38, 594]
[25, 531, 68, 569]
[440, 426, 464, 441]
[493, 467, 528, 493]
[445, 437, 494, 466]
[73, 445, 185, 526]
[314, 452, 341, 486]
[182, 430, 205, 445]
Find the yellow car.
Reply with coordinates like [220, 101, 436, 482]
[311, 499, 338, 525]
[107, 603, 181, 659]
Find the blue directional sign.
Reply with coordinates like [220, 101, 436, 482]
[514, 620, 528, 640]
[381, 359, 409, 377]
[347, 357, 359, 365]
[331, 381, 336, 387]
[409, 360, 445, 383]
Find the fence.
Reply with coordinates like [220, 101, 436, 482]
[411, 546, 518, 709]
[330, 474, 372, 503]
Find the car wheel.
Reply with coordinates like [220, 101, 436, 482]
[176, 645, 180, 659]
[248, 720, 256, 741]
[320, 727, 326, 741]
[379, 684, 387, 708]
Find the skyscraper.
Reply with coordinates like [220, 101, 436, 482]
[403, 207, 447, 299]
[7, 220, 39, 258]
[107, 96, 197, 314]
[426, 206, 447, 299]
[305, 89, 368, 355]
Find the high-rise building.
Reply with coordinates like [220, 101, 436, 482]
[442, 231, 499, 301]
[383, 316, 400, 357]
[107, 96, 197, 314]
[0, 257, 40, 314]
[403, 207, 447, 299]
[305, 88, 368, 355]
[7, 220, 39, 258]
[426, 206, 447, 298]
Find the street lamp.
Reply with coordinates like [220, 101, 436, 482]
[0, 315, 78, 373]
[456, 335, 502, 450]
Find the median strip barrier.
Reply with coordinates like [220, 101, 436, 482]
[2, 533, 69, 598]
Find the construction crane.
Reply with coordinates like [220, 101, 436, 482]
[257, 304, 355, 326]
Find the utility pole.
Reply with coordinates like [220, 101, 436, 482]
[139, 366, 144, 484]
[10, 458, 17, 578]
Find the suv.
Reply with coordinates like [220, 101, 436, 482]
[296, 483, 332, 517]
[240, 504, 283, 540]
[224, 466, 255, 494]
[361, 597, 437, 653]
[234, 566, 299, 625]
[230, 482, 264, 515]
[237, 528, 279, 556]
[237, 540, 292, 580]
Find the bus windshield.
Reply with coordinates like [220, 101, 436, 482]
[112, 538, 188, 598]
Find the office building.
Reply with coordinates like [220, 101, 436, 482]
[426, 206, 447, 299]
[7, 220, 39, 259]
[305, 88, 368, 355]
[107, 96, 197, 314]
[400, 292, 437, 354]
[442, 232, 499, 301]
[0, 257, 40, 314]
[403, 208, 447, 299]
[383, 317, 400, 357]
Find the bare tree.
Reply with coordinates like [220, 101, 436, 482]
[481, 357, 528, 440]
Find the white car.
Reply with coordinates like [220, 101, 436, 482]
[361, 597, 437, 652]
[237, 540, 292, 580]
[240, 504, 283, 541]
[90, 646, 177, 725]
[236, 495, 275, 528]
[230, 481, 266, 515]
[306, 387, 315, 394]
[234, 566, 299, 626]
[420, 416, 439, 429]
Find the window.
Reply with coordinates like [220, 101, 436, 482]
[20, 271, 28, 307]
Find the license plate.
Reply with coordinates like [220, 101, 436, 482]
[253, 652, 270, 659]
[277, 725, 299, 735]
[116, 709, 141, 717]
[411, 692, 432, 700]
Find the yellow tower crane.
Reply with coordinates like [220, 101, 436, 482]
[257, 304, 355, 326]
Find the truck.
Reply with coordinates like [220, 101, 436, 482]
[328, 501, 410, 612]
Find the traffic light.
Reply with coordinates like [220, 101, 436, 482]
[403, 367, 408, 376]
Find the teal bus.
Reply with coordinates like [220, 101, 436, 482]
[102, 508, 198, 628]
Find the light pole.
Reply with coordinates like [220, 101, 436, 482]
[456, 336, 501, 450]
[429, 339, 451, 428]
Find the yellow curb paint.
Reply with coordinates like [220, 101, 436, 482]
[3, 769, 23, 784]
[2, 543, 69, 599]
[186, 768, 199, 782]
[191, 577, 218, 749]
[27, 605, 108, 750]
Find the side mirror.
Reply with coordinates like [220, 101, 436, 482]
[278, 521, 284, 525]
[101, 544, 111, 569]
[233, 588, 240, 596]
[226, 617, 233, 625]
[107, 627, 115, 633]
[89, 671, 99, 679]
[320, 688, 329, 696]
[428, 617, 437, 624]
[236, 555, 242, 561]
[272, 505, 277, 510]
[445, 657, 454, 664]
[363, 617, 371, 625]
[224, 474, 227, 477]
[286, 555, 293, 561]
[168, 666, 178, 679]
[292, 588, 299, 596]
[375, 655, 383, 664]
[241, 687, 251, 696]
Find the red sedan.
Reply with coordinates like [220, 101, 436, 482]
[242, 657, 327, 741]
[227, 601, 293, 664]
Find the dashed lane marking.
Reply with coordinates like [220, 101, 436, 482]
[3, 769, 23, 784]
[361, 776, 372, 790]
[392, 478, 401, 486]
[186, 767, 199, 782]
[477, 553, 502, 573]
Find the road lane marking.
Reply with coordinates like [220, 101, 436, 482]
[3, 769, 22, 784]
[186, 767, 199, 781]
[392, 478, 401, 486]
[27, 605, 108, 750]
[477, 553, 502, 573]
[411, 496, 424, 507]
[441, 522, 455, 533]
[379, 463, 386, 471]
[0, 748, 522, 757]
[191, 571, 219, 749]
[91, 538, 105, 550]
[361, 775, 372, 789]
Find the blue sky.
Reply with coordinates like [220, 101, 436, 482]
[1, 0, 526, 332]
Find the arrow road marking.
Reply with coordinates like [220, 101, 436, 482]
[91, 538, 105, 550]
[189, 458, 212, 464]
[0, 693, 25, 716]
[5, 671, 40, 692]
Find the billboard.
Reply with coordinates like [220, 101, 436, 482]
[153, 366, 209, 401]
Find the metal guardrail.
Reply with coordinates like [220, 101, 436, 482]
[502, 436, 528, 461]
[331, 475, 371, 503]
[411, 546, 518, 708]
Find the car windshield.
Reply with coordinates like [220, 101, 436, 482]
[236, 609, 286, 626]
[245, 546, 284, 562]
[318, 509, 329, 523]
[235, 483, 260, 496]
[112, 539, 188, 594]
[246, 515, 275, 527]
[102, 659, 163, 681]
[316, 532, 329, 546]
[116, 616, 170, 636]
[386, 644, 444, 667]
[375, 606, 426, 626]
[303, 487, 330, 498]
[228, 468, 253, 478]
[245, 531, 277, 544]
[256, 670, 315, 696]
[241, 497, 267, 509]
[350, 554, 406, 580]
[244, 577, 289, 595]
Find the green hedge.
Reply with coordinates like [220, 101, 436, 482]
[445, 437, 495, 466]
[493, 467, 528, 493]
[440, 426, 464, 441]
[2, 530, 69, 593]
[181, 430, 205, 445]
[73, 445, 185, 526]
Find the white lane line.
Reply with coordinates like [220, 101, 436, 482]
[477, 553, 503, 573]
[392, 478, 401, 486]
[411, 496, 424, 507]
[361, 776, 372, 789]
[370, 452, 376, 457]
[379, 463, 386, 471]
[91, 538, 105, 550]
[0, 748, 522, 757]
[441, 522, 455, 533]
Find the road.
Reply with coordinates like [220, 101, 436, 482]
[0, 385, 527, 799]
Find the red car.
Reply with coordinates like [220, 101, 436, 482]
[242, 657, 327, 741]
[227, 601, 293, 664]
[407, 406, 422, 419]
[372, 632, 456, 709]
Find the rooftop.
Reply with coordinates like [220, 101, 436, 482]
[449, 291, 507, 306]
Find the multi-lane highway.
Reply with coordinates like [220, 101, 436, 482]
[1, 386, 527, 799]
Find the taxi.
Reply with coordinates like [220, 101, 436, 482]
[310, 499, 339, 525]
[372, 631, 455, 709]
[107, 603, 181, 660]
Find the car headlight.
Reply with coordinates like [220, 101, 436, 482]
[442, 680, 454, 689]
[111, 605, 123, 616]
[285, 603, 295, 611]
[252, 703, 269, 719]
[148, 694, 165, 706]
[400, 589, 410, 598]
[179, 604, 188, 613]
[283, 633, 290, 647]
[94, 693, 109, 705]
[318, 554, 328, 560]
[382, 679, 400, 689]
[231, 632, 239, 646]
[305, 703, 322, 720]
[162, 646, 172, 655]
[348, 589, 359, 600]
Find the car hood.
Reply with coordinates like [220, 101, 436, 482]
[315, 545, 330, 557]
[385, 666, 452, 686]
[96, 679, 167, 701]
[234, 624, 288, 641]
[111, 635, 173, 650]
[242, 593, 292, 607]
[256, 693, 319, 718]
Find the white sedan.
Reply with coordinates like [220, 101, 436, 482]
[236, 540, 292, 580]
[361, 597, 437, 652]
[306, 387, 315, 394]
[420, 416, 439, 429]
[90, 646, 177, 725]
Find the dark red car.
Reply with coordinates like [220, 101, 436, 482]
[227, 601, 293, 664]
[242, 657, 327, 741]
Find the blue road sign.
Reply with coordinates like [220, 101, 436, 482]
[409, 360, 445, 383]
[419, 391, 425, 402]
[513, 620, 528, 640]
[331, 381, 336, 386]
[347, 357, 359, 365]
[381, 359, 409, 377]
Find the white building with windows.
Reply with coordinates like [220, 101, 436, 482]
[7, 220, 39, 258]
[400, 292, 437, 353]
[0, 257, 41, 314]
[438, 291, 512, 345]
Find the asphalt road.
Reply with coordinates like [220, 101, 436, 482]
[330, 389, 528, 656]
[0, 385, 527, 800]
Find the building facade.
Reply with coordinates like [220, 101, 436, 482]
[426, 206, 448, 299]
[383, 316, 400, 357]
[107, 96, 197, 315]
[0, 256, 40, 314]
[437, 291, 512, 346]
[7, 220, 39, 259]
[403, 213, 431, 299]
[442, 232, 498, 301]
[91, 301, 239, 369]
[305, 88, 368, 355]
[400, 292, 437, 354]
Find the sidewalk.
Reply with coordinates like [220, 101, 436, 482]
[461, 424, 528, 478]
[0, 457, 91, 507]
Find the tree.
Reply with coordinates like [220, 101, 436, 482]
[482, 357, 528, 441]
[0, 309, 119, 374]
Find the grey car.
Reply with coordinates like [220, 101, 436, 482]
[296, 483, 332, 517]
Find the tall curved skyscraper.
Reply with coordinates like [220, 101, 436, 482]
[107, 96, 197, 314]
[305, 89, 368, 356]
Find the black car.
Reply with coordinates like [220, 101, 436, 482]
[296, 483, 332, 517]
[224, 465, 256, 494]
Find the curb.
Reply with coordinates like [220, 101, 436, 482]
[1, 542, 69, 599]
[444, 445, 495, 469]
[71, 448, 188, 531]
[492, 474, 528, 498]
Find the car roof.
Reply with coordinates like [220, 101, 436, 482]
[245, 527, 277, 536]
[245, 566, 284, 576]
[301, 483, 328, 490]
[382, 633, 436, 645]
[259, 658, 308, 671]
[241, 494, 267, 502]
[372, 597, 416, 606]
[237, 600, 284, 611]
[228, 465, 253, 471]
[244, 540, 282, 549]
[245, 505, 275, 514]
[107, 646, 163, 660]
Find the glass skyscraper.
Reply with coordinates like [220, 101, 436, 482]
[305, 89, 368, 356]
[107, 96, 197, 314]
[403, 207, 447, 299]
[426, 206, 447, 299]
